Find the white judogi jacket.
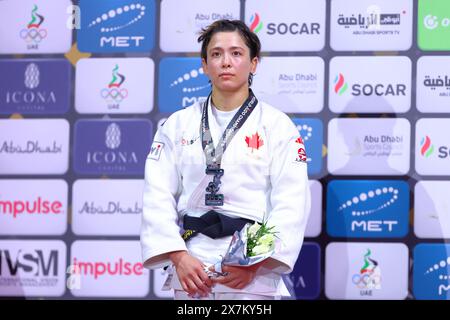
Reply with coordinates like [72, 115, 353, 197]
[141, 98, 311, 295]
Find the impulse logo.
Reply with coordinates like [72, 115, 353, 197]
[19, 5, 47, 49]
[0, 197, 62, 219]
[420, 136, 434, 157]
[249, 13, 263, 33]
[72, 257, 143, 280]
[101, 65, 128, 109]
[327, 180, 409, 238]
[334, 73, 348, 95]
[78, 0, 155, 52]
[352, 249, 382, 295]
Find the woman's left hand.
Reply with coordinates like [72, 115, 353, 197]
[209, 262, 264, 289]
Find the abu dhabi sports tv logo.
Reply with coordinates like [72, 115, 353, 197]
[330, 0, 412, 51]
[413, 244, 450, 300]
[158, 58, 210, 113]
[77, 0, 155, 53]
[326, 180, 409, 238]
[73, 120, 153, 175]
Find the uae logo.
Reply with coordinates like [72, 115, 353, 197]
[101, 64, 128, 109]
[352, 249, 382, 291]
[20, 5, 47, 46]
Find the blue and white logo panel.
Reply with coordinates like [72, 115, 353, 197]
[327, 180, 409, 238]
[77, 0, 155, 53]
[413, 244, 450, 300]
[158, 58, 210, 114]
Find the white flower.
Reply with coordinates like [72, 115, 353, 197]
[251, 244, 270, 256]
[247, 222, 261, 237]
[257, 234, 274, 248]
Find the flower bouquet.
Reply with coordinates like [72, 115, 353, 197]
[207, 220, 277, 277]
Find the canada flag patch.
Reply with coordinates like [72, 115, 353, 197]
[295, 136, 307, 163]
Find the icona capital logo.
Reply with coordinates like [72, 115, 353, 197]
[20, 4, 47, 46]
[334, 73, 348, 95]
[249, 13, 263, 33]
[420, 135, 434, 157]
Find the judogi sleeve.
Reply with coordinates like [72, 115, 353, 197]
[140, 119, 187, 269]
[266, 114, 311, 274]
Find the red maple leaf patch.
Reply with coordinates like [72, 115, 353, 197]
[245, 132, 264, 152]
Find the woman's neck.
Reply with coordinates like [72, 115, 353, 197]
[211, 86, 249, 112]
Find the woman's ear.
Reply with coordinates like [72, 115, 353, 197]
[250, 56, 258, 74]
[201, 58, 209, 76]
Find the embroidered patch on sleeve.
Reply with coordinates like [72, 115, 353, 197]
[147, 141, 164, 161]
[295, 136, 307, 163]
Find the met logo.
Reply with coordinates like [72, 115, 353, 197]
[326, 180, 409, 238]
[77, 0, 155, 53]
[413, 244, 450, 300]
[158, 58, 210, 114]
[291, 118, 323, 176]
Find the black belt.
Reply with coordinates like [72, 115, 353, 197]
[182, 210, 253, 242]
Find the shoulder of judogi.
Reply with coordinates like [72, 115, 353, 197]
[156, 102, 202, 142]
[257, 101, 299, 139]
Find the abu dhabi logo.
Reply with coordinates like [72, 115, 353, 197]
[352, 249, 382, 292]
[334, 73, 348, 96]
[424, 257, 450, 296]
[249, 13, 263, 33]
[20, 5, 47, 48]
[338, 186, 399, 217]
[105, 123, 121, 150]
[101, 65, 128, 109]
[88, 2, 146, 47]
[420, 136, 434, 157]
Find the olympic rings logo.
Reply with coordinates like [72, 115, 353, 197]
[101, 88, 129, 102]
[20, 27, 47, 43]
[352, 273, 381, 289]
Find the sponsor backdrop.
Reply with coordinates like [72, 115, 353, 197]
[0, 0, 449, 300]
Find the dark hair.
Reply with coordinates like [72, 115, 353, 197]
[197, 19, 261, 63]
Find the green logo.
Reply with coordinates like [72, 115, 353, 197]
[418, 0, 450, 50]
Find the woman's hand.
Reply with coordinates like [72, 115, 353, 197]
[169, 251, 212, 297]
[210, 261, 265, 290]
